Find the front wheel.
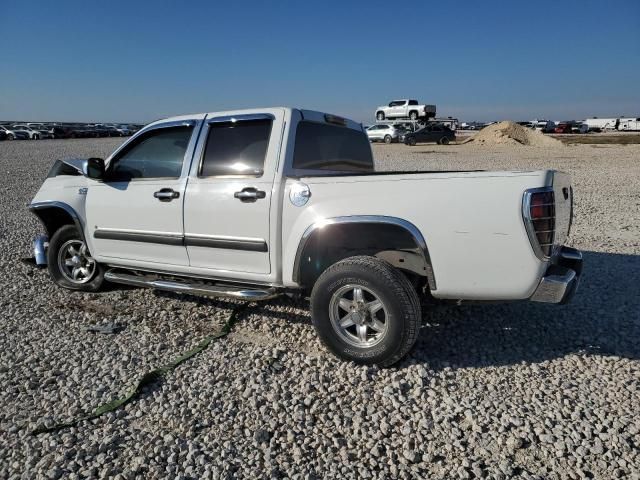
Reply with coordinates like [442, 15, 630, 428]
[384, 135, 392, 144]
[407, 137, 417, 146]
[409, 111, 418, 120]
[311, 256, 421, 367]
[48, 225, 105, 292]
[7, 134, 14, 140]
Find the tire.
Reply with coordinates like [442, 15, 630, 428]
[384, 135, 392, 144]
[7, 134, 14, 141]
[310, 256, 421, 367]
[376, 112, 385, 121]
[409, 111, 418, 120]
[48, 225, 104, 292]
[407, 137, 417, 146]
[439, 137, 450, 145]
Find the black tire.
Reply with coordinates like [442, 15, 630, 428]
[384, 135, 392, 144]
[7, 134, 14, 140]
[48, 225, 105, 292]
[376, 112, 385, 121]
[439, 136, 450, 145]
[409, 111, 418, 120]
[407, 137, 417, 146]
[310, 256, 421, 367]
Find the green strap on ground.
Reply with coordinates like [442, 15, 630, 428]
[32, 302, 252, 435]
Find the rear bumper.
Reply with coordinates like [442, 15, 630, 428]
[530, 246, 583, 304]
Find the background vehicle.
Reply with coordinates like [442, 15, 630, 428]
[114, 124, 134, 136]
[584, 118, 619, 132]
[366, 124, 401, 143]
[554, 123, 572, 134]
[11, 125, 41, 139]
[0, 125, 28, 140]
[533, 120, 556, 133]
[618, 118, 640, 131]
[375, 100, 436, 121]
[570, 122, 589, 134]
[403, 123, 456, 145]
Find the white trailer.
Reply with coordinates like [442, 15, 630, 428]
[618, 118, 640, 132]
[583, 118, 619, 132]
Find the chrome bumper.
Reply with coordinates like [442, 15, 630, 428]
[530, 246, 583, 304]
[33, 235, 49, 267]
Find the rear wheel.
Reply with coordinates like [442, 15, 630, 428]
[376, 112, 385, 121]
[311, 256, 421, 367]
[439, 136, 450, 145]
[409, 111, 418, 120]
[48, 225, 105, 292]
[384, 135, 392, 144]
[407, 137, 417, 146]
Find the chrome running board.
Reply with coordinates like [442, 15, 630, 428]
[104, 270, 279, 301]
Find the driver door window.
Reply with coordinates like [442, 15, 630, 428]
[109, 126, 193, 181]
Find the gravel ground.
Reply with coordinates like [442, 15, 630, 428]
[1, 138, 639, 479]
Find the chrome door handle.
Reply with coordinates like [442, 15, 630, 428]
[234, 187, 266, 203]
[154, 188, 180, 201]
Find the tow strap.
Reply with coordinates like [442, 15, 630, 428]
[32, 302, 254, 435]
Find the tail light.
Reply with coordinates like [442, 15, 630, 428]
[523, 188, 555, 258]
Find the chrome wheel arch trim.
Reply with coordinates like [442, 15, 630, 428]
[292, 215, 436, 289]
[29, 201, 86, 242]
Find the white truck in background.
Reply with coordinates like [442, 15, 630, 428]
[28, 107, 582, 366]
[375, 100, 437, 121]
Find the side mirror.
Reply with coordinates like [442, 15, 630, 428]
[83, 157, 105, 180]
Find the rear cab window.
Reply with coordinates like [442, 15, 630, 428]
[291, 121, 374, 175]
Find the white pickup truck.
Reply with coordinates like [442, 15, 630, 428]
[29, 108, 582, 366]
[375, 100, 437, 121]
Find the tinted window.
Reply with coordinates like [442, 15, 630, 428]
[109, 126, 193, 180]
[408, 100, 418, 105]
[200, 119, 271, 177]
[293, 122, 374, 173]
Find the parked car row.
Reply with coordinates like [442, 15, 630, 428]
[0, 122, 144, 140]
[365, 122, 456, 145]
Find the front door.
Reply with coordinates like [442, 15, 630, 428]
[86, 119, 202, 266]
[183, 109, 285, 276]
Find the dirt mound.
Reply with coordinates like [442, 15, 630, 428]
[465, 121, 562, 147]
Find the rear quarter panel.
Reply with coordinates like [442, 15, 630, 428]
[282, 171, 550, 300]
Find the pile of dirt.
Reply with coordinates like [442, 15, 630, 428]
[464, 121, 562, 147]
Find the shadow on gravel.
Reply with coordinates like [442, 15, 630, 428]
[410, 251, 640, 370]
[109, 251, 638, 370]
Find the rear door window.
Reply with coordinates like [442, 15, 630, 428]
[200, 119, 272, 177]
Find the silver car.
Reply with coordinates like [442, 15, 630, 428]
[366, 124, 400, 143]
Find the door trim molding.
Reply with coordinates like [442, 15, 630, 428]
[94, 229, 183, 246]
[94, 229, 268, 252]
[184, 235, 268, 252]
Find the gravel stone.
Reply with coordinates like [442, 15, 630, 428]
[0, 138, 638, 479]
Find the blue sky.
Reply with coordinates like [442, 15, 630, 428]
[1, 1, 639, 123]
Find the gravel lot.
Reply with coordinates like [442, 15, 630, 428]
[1, 138, 639, 479]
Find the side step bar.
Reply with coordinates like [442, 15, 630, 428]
[104, 270, 280, 301]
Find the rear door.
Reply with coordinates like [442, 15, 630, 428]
[86, 119, 202, 266]
[183, 109, 285, 275]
